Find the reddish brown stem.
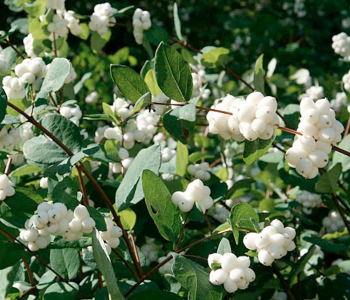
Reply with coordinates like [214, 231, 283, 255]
[331, 194, 350, 234]
[130, 233, 142, 277]
[272, 263, 296, 300]
[112, 248, 138, 279]
[4, 39, 25, 59]
[4, 157, 12, 175]
[344, 114, 350, 137]
[76, 166, 89, 206]
[175, 215, 188, 251]
[23, 257, 35, 286]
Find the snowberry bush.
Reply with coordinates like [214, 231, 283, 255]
[0, 1, 350, 300]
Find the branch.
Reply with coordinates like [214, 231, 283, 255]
[4, 39, 25, 59]
[272, 263, 296, 300]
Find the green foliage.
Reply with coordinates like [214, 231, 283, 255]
[315, 163, 342, 193]
[36, 58, 70, 101]
[230, 203, 259, 244]
[243, 136, 275, 165]
[201, 47, 230, 68]
[253, 54, 265, 94]
[92, 230, 124, 300]
[172, 255, 223, 300]
[50, 248, 80, 280]
[142, 170, 182, 241]
[155, 42, 193, 102]
[0, 87, 7, 124]
[110, 65, 150, 103]
[115, 145, 161, 211]
[163, 104, 196, 143]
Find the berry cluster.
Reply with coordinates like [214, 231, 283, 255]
[330, 92, 347, 112]
[211, 204, 230, 223]
[85, 91, 99, 104]
[132, 8, 152, 45]
[322, 211, 345, 233]
[207, 92, 280, 142]
[171, 179, 214, 213]
[332, 32, 350, 61]
[342, 70, 350, 92]
[89, 3, 117, 36]
[97, 217, 123, 255]
[60, 104, 82, 125]
[187, 162, 211, 181]
[296, 191, 322, 214]
[47, 14, 69, 39]
[305, 86, 324, 101]
[141, 237, 162, 266]
[208, 253, 255, 293]
[23, 34, 35, 58]
[151, 93, 169, 115]
[3, 57, 46, 99]
[243, 220, 296, 266]
[20, 222, 51, 251]
[109, 147, 134, 174]
[0, 126, 21, 151]
[285, 97, 344, 178]
[63, 10, 82, 36]
[0, 174, 15, 201]
[161, 147, 176, 162]
[30, 203, 96, 244]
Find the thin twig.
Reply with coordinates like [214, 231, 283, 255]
[272, 263, 296, 300]
[4, 39, 25, 59]
[4, 157, 12, 175]
[112, 248, 138, 279]
[175, 215, 188, 251]
[344, 114, 350, 137]
[124, 229, 232, 297]
[23, 257, 35, 286]
[331, 194, 350, 234]
[130, 233, 142, 277]
[76, 166, 89, 206]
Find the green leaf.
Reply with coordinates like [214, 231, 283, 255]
[110, 65, 150, 103]
[289, 246, 316, 282]
[332, 135, 350, 171]
[144, 24, 170, 46]
[155, 42, 193, 102]
[303, 236, 349, 253]
[315, 163, 342, 193]
[86, 206, 107, 231]
[243, 135, 275, 165]
[188, 152, 215, 164]
[201, 47, 230, 68]
[23, 135, 68, 165]
[44, 282, 79, 300]
[230, 203, 259, 244]
[176, 142, 188, 177]
[91, 30, 112, 53]
[0, 264, 20, 300]
[5, 187, 43, 214]
[92, 229, 125, 300]
[10, 164, 43, 177]
[36, 58, 70, 101]
[128, 290, 183, 300]
[173, 3, 184, 42]
[163, 104, 196, 143]
[253, 54, 265, 94]
[0, 239, 25, 270]
[172, 255, 223, 300]
[115, 145, 161, 211]
[0, 87, 7, 124]
[217, 237, 231, 255]
[282, 104, 300, 130]
[142, 170, 182, 241]
[42, 113, 83, 154]
[226, 179, 255, 199]
[117, 208, 136, 230]
[51, 177, 79, 210]
[102, 102, 120, 125]
[144, 69, 162, 96]
[104, 139, 120, 162]
[50, 248, 80, 280]
[130, 92, 152, 115]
